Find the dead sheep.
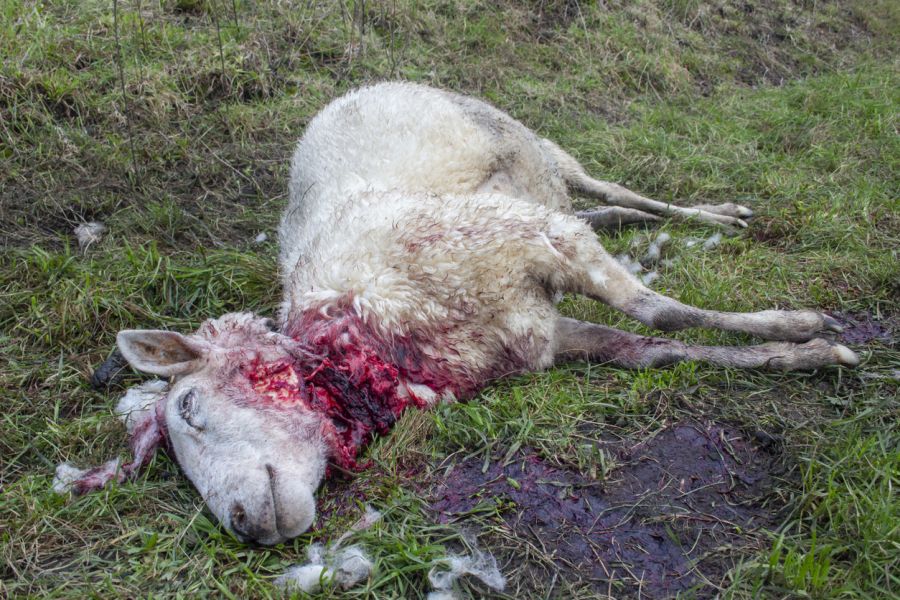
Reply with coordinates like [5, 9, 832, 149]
[57, 82, 856, 545]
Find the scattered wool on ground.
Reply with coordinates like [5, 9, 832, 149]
[703, 232, 723, 250]
[332, 504, 382, 547]
[276, 543, 374, 592]
[860, 369, 900, 380]
[277, 564, 329, 593]
[427, 548, 507, 599]
[642, 232, 671, 265]
[615, 253, 644, 275]
[684, 233, 723, 250]
[254, 232, 268, 243]
[641, 271, 659, 285]
[74, 221, 106, 251]
[276, 506, 382, 592]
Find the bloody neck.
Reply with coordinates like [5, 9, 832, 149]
[247, 309, 471, 471]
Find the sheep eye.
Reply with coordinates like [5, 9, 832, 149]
[178, 389, 202, 430]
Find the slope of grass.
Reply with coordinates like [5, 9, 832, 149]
[1, 1, 897, 598]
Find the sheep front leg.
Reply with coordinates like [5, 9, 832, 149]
[575, 179, 751, 228]
[554, 318, 858, 370]
[542, 138, 752, 227]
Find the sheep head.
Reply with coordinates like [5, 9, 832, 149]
[113, 313, 327, 544]
[57, 310, 433, 544]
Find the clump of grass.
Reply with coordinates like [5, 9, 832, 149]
[725, 419, 899, 597]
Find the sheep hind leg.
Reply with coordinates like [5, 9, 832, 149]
[596, 270, 849, 343]
[548, 220, 849, 344]
[554, 318, 858, 370]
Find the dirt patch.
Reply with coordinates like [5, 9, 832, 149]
[832, 312, 895, 345]
[314, 452, 429, 532]
[314, 475, 377, 530]
[526, 0, 582, 38]
[430, 422, 780, 598]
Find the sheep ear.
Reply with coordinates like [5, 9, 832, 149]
[116, 330, 207, 377]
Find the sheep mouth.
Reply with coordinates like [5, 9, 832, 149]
[265, 463, 287, 543]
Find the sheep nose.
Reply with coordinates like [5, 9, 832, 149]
[229, 502, 270, 543]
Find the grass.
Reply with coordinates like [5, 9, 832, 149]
[1, 0, 898, 598]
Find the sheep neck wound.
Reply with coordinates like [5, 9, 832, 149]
[247, 309, 466, 471]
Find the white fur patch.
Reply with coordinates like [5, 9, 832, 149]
[276, 544, 373, 592]
[74, 221, 106, 250]
[276, 505, 382, 592]
[642, 271, 659, 285]
[642, 232, 671, 264]
[589, 266, 610, 287]
[703, 232, 723, 250]
[277, 544, 374, 592]
[52, 458, 120, 494]
[615, 254, 643, 276]
[115, 379, 168, 433]
[427, 548, 507, 599]
[276, 564, 328, 592]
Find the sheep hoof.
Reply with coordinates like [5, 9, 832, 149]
[90, 349, 128, 389]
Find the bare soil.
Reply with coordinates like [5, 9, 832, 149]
[430, 422, 781, 598]
[833, 311, 895, 345]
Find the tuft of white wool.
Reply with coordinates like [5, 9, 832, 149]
[331, 504, 382, 548]
[641, 271, 659, 286]
[254, 232, 268, 243]
[74, 221, 106, 251]
[276, 564, 329, 593]
[52, 458, 120, 494]
[330, 546, 374, 587]
[357, 505, 383, 529]
[276, 505, 381, 592]
[643, 232, 671, 263]
[615, 253, 643, 276]
[275, 544, 373, 593]
[427, 548, 506, 598]
[307, 542, 326, 565]
[703, 232, 723, 250]
[427, 591, 459, 600]
[114, 379, 168, 433]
